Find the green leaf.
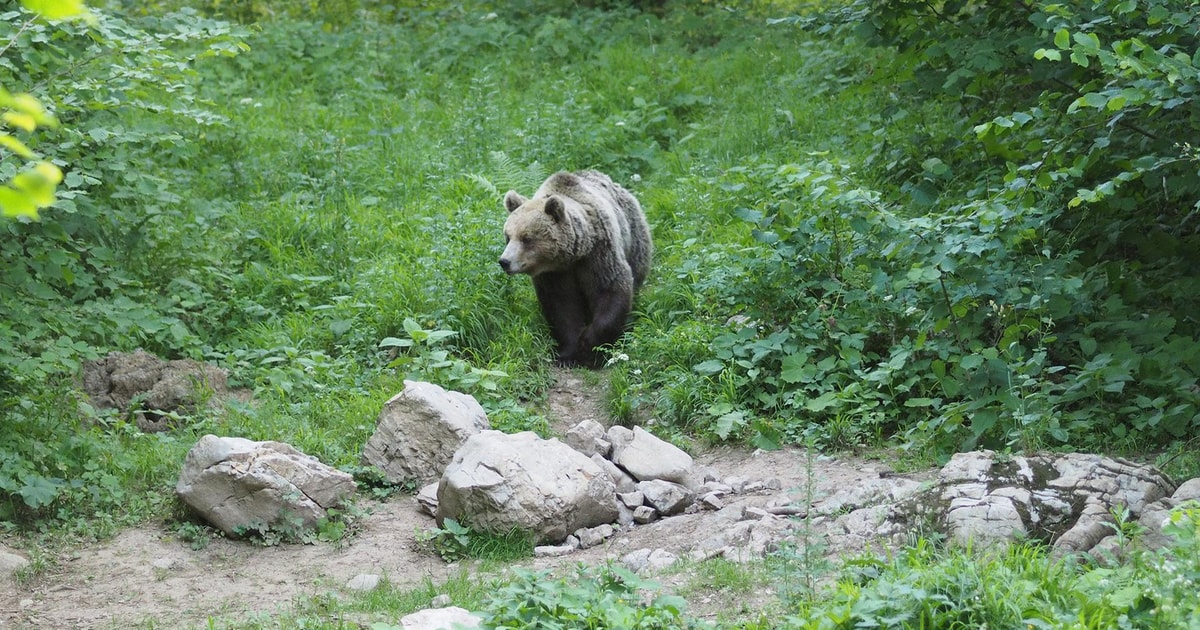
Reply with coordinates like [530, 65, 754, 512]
[1072, 31, 1101, 52]
[330, 319, 353, 337]
[1054, 29, 1070, 50]
[0, 133, 35, 158]
[692, 360, 725, 375]
[22, 0, 88, 19]
[931, 359, 946, 379]
[779, 353, 809, 383]
[804, 391, 840, 412]
[1078, 92, 1109, 109]
[378, 336, 413, 349]
[19, 475, 62, 508]
[0, 186, 39, 218]
[713, 410, 745, 439]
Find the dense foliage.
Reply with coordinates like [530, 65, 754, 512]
[612, 0, 1200, 457]
[1, 2, 244, 522]
[480, 565, 702, 629]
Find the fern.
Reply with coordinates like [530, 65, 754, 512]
[467, 151, 547, 199]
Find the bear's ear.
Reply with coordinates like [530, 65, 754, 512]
[504, 191, 527, 213]
[543, 196, 566, 222]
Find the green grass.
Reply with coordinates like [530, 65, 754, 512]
[194, 569, 498, 630]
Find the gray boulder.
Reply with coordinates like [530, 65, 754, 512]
[1, 545, 29, 580]
[437, 431, 620, 544]
[638, 479, 694, 516]
[609, 426, 697, 487]
[886, 450, 1175, 552]
[565, 420, 611, 458]
[1093, 476, 1200, 558]
[592, 453, 638, 493]
[176, 434, 356, 537]
[400, 606, 482, 630]
[363, 380, 490, 485]
[622, 548, 678, 574]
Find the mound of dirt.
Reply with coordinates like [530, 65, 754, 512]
[81, 350, 230, 433]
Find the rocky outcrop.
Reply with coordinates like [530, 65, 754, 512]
[436, 431, 620, 544]
[1091, 477, 1200, 560]
[883, 451, 1176, 553]
[82, 350, 229, 432]
[362, 380, 490, 486]
[176, 435, 356, 538]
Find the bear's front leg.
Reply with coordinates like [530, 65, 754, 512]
[579, 284, 633, 367]
[532, 272, 591, 366]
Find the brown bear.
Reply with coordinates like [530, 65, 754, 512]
[499, 170, 652, 367]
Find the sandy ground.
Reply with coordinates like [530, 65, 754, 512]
[0, 368, 916, 629]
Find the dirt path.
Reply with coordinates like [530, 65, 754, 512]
[0, 368, 911, 629]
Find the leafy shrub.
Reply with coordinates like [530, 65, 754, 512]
[793, 505, 1200, 629]
[478, 564, 703, 630]
[416, 518, 534, 563]
[0, 4, 245, 525]
[623, 0, 1200, 456]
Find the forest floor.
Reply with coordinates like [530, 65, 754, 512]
[0, 368, 923, 629]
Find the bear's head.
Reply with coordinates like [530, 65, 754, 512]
[499, 191, 576, 276]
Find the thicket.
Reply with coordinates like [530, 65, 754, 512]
[613, 0, 1200, 458]
[1, 2, 247, 524]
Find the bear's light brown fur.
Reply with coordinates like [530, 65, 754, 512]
[500, 170, 651, 367]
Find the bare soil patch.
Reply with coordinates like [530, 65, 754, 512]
[1, 368, 918, 629]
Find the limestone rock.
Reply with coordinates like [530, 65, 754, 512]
[564, 420, 611, 458]
[886, 450, 1175, 553]
[622, 548, 678, 574]
[1094, 475, 1200, 557]
[610, 426, 696, 487]
[0, 545, 29, 579]
[534, 541, 578, 557]
[346, 574, 381, 591]
[638, 479, 694, 516]
[699, 492, 725, 511]
[633, 506, 658, 524]
[694, 514, 797, 563]
[617, 491, 644, 510]
[176, 434, 356, 537]
[575, 523, 616, 549]
[592, 453, 638, 493]
[436, 431, 619, 544]
[363, 380, 490, 486]
[400, 606, 482, 630]
[816, 477, 923, 516]
[417, 482, 440, 517]
[82, 349, 229, 432]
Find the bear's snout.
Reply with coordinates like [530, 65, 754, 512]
[499, 257, 515, 274]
